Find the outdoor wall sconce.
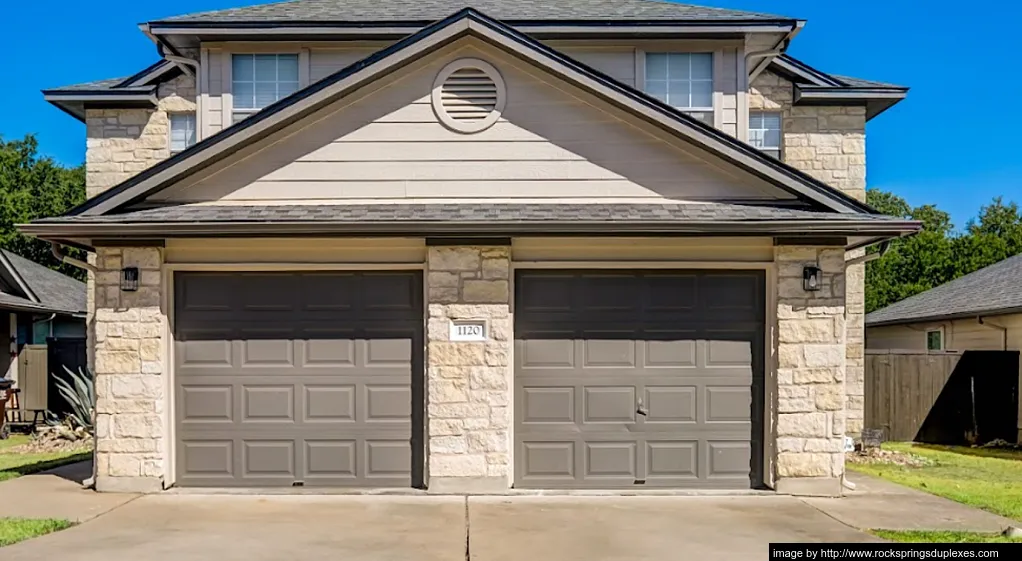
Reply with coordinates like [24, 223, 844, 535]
[803, 265, 822, 292]
[121, 267, 140, 292]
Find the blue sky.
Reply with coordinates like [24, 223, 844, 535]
[1, 1, 1018, 228]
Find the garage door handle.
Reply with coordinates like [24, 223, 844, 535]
[636, 399, 648, 417]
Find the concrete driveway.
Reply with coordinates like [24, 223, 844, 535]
[1, 494, 877, 561]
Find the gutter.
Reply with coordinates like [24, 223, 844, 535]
[20, 218, 923, 240]
[866, 307, 1022, 329]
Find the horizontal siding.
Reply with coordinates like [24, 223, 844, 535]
[866, 316, 1022, 352]
[512, 237, 774, 262]
[166, 42, 785, 204]
[310, 48, 378, 82]
[165, 238, 426, 264]
[866, 326, 925, 351]
[206, 50, 224, 134]
[558, 47, 635, 87]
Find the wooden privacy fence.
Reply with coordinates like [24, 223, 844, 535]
[865, 350, 962, 441]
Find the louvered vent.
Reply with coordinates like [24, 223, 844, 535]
[433, 59, 506, 133]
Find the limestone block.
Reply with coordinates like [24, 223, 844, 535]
[430, 454, 487, 477]
[777, 412, 828, 438]
[776, 452, 831, 478]
[430, 247, 481, 271]
[462, 280, 509, 303]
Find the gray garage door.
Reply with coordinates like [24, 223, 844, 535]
[514, 270, 764, 489]
[174, 271, 423, 488]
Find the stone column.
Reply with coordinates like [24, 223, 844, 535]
[775, 246, 847, 497]
[426, 246, 511, 493]
[93, 247, 166, 493]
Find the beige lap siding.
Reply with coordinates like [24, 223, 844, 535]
[751, 70, 867, 437]
[426, 246, 512, 492]
[93, 247, 167, 493]
[774, 246, 847, 496]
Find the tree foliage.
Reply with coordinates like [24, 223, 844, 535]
[866, 190, 1022, 313]
[0, 134, 86, 280]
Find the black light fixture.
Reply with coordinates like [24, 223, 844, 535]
[803, 265, 822, 292]
[121, 267, 140, 292]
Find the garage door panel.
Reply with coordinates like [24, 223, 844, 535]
[583, 386, 636, 423]
[174, 271, 422, 488]
[515, 270, 763, 489]
[304, 385, 356, 422]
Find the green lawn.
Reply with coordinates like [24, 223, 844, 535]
[0, 518, 73, 547]
[0, 435, 92, 483]
[873, 530, 1022, 544]
[848, 443, 1022, 522]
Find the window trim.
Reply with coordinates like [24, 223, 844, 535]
[749, 110, 782, 159]
[642, 51, 716, 118]
[229, 52, 302, 123]
[168, 113, 197, 155]
[926, 328, 945, 351]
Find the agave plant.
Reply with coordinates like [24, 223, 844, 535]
[53, 366, 95, 432]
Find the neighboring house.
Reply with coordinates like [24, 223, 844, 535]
[28, 1, 918, 496]
[866, 253, 1022, 440]
[0, 249, 87, 385]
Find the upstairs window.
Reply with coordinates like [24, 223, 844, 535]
[645, 53, 713, 124]
[169, 113, 196, 154]
[232, 54, 299, 123]
[749, 112, 782, 159]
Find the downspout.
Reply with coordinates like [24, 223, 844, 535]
[51, 242, 96, 273]
[747, 20, 805, 82]
[846, 241, 891, 266]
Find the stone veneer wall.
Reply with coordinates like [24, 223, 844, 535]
[775, 246, 847, 496]
[93, 247, 166, 493]
[426, 246, 512, 492]
[751, 70, 867, 437]
[84, 74, 196, 198]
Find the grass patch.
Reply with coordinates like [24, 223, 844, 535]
[873, 530, 1022, 543]
[0, 435, 91, 483]
[0, 518, 74, 547]
[849, 443, 1022, 522]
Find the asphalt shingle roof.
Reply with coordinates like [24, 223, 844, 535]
[0, 250, 86, 315]
[46, 203, 896, 224]
[156, 0, 789, 23]
[48, 77, 130, 91]
[830, 74, 906, 90]
[865, 253, 1022, 326]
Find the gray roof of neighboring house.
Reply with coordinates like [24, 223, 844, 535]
[154, 0, 789, 23]
[865, 253, 1022, 327]
[0, 250, 86, 315]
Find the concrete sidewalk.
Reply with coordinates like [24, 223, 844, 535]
[802, 472, 1018, 532]
[0, 460, 137, 522]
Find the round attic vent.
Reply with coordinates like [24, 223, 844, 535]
[432, 59, 506, 134]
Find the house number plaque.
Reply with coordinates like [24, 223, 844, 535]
[450, 320, 487, 341]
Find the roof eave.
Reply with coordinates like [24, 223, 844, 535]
[794, 86, 909, 121]
[866, 306, 1022, 328]
[42, 89, 158, 123]
[19, 218, 923, 241]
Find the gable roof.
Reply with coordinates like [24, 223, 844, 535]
[768, 55, 908, 120]
[68, 8, 874, 218]
[0, 250, 86, 315]
[155, 0, 789, 24]
[865, 253, 1022, 327]
[43, 60, 180, 122]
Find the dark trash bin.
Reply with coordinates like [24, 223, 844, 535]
[0, 378, 13, 440]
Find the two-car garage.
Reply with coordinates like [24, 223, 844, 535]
[171, 268, 764, 490]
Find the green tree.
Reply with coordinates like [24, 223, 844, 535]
[0, 134, 86, 280]
[865, 189, 1022, 313]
